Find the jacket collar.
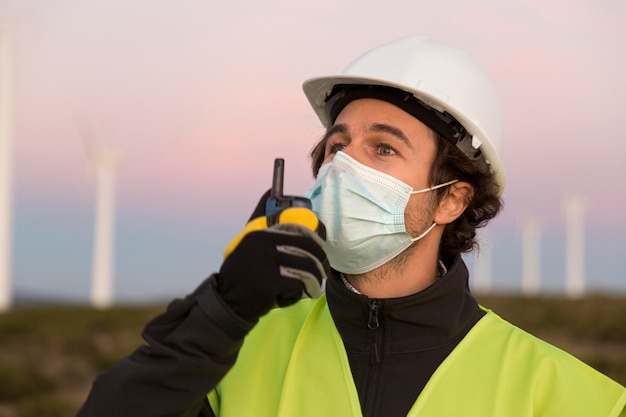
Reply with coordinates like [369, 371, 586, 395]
[326, 255, 484, 352]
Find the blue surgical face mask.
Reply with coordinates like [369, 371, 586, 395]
[304, 151, 457, 274]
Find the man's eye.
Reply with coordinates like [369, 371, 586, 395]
[329, 142, 346, 154]
[377, 144, 397, 156]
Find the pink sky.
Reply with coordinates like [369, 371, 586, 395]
[3, 0, 626, 300]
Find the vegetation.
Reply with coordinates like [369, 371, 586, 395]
[0, 295, 624, 417]
[0, 304, 164, 417]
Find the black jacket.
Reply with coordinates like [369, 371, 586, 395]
[77, 255, 483, 417]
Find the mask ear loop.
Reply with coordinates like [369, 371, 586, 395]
[409, 179, 459, 195]
[407, 179, 458, 242]
[409, 222, 438, 242]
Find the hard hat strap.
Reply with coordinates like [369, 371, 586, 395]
[325, 84, 486, 164]
[325, 85, 464, 144]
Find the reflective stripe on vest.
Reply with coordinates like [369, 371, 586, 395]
[208, 295, 626, 417]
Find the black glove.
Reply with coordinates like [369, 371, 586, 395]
[217, 190, 329, 321]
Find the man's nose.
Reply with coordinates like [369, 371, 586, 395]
[339, 144, 362, 164]
[340, 143, 374, 169]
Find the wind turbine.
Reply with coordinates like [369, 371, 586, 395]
[82, 127, 122, 310]
[564, 195, 586, 298]
[521, 217, 541, 296]
[0, 20, 14, 312]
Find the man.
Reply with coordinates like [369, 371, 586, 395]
[78, 35, 626, 417]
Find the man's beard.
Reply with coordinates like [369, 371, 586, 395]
[341, 193, 437, 291]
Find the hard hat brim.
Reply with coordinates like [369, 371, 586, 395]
[302, 74, 506, 196]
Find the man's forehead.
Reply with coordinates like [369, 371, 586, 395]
[329, 98, 435, 143]
[326, 84, 466, 146]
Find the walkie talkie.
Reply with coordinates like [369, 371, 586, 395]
[222, 159, 314, 260]
[265, 158, 312, 218]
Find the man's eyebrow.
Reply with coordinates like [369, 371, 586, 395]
[370, 123, 413, 149]
[323, 124, 348, 142]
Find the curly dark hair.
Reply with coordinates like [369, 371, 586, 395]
[308, 132, 502, 260]
[429, 133, 502, 259]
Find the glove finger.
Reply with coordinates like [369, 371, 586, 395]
[279, 265, 322, 299]
[277, 244, 328, 281]
[268, 223, 331, 288]
[266, 227, 327, 261]
[274, 247, 327, 293]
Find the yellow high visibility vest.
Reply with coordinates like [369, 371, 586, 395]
[208, 295, 626, 417]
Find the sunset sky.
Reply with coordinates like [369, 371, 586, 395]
[3, 0, 625, 302]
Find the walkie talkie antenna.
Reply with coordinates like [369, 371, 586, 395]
[270, 158, 285, 201]
[265, 158, 312, 218]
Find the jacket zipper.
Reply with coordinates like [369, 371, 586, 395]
[364, 300, 383, 417]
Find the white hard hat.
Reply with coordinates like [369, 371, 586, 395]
[303, 35, 506, 195]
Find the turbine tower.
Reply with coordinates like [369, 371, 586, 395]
[564, 195, 586, 298]
[86, 141, 121, 309]
[0, 21, 14, 313]
[521, 217, 541, 296]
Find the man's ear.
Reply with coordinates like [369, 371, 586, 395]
[434, 182, 473, 225]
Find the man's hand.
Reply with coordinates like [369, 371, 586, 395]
[217, 190, 329, 321]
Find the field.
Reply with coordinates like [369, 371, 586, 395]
[0, 295, 624, 417]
